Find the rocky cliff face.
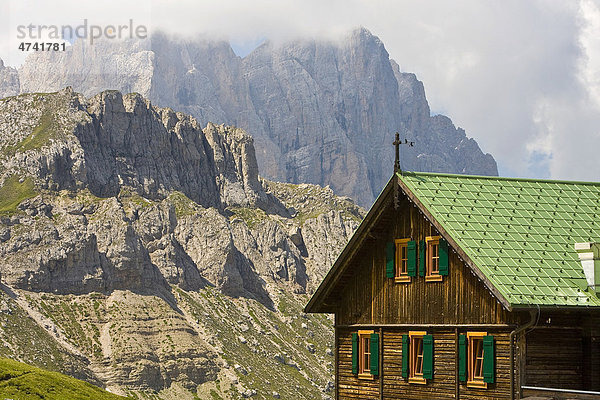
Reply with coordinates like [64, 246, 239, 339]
[0, 89, 362, 399]
[0, 59, 19, 98]
[0, 87, 278, 210]
[14, 28, 497, 206]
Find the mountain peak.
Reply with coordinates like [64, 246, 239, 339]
[0, 58, 19, 98]
[352, 26, 376, 39]
[350, 26, 384, 47]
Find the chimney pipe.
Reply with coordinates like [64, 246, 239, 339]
[575, 242, 600, 294]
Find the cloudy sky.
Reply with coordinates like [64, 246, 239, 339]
[1, 0, 599, 181]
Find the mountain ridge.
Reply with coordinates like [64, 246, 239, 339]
[5, 27, 497, 206]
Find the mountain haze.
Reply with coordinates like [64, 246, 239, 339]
[12, 28, 497, 206]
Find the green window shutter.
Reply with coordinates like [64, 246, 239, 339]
[483, 335, 495, 383]
[407, 240, 417, 277]
[402, 334, 409, 378]
[419, 240, 426, 277]
[458, 334, 467, 382]
[352, 333, 358, 374]
[370, 333, 379, 376]
[423, 334, 434, 379]
[385, 242, 395, 278]
[439, 238, 449, 276]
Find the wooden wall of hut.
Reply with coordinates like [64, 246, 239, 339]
[337, 327, 512, 399]
[335, 196, 515, 326]
[523, 311, 600, 392]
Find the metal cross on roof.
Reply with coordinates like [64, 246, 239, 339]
[393, 132, 414, 173]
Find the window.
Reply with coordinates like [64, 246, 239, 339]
[426, 236, 442, 281]
[403, 331, 433, 384]
[395, 239, 410, 282]
[386, 239, 416, 281]
[409, 332, 425, 383]
[352, 331, 379, 378]
[359, 330, 372, 375]
[459, 333, 495, 388]
[468, 332, 486, 387]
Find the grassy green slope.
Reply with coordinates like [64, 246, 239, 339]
[0, 291, 98, 384]
[0, 176, 38, 215]
[0, 357, 127, 400]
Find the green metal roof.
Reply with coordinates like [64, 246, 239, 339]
[398, 171, 600, 308]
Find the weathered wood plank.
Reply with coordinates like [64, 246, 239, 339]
[524, 328, 585, 390]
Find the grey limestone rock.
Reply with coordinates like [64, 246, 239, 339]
[0, 59, 19, 99]
[0, 88, 290, 298]
[174, 207, 271, 305]
[18, 40, 154, 99]
[0, 88, 274, 210]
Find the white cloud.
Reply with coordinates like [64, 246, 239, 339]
[521, 0, 600, 181]
[580, 0, 600, 107]
[1, 0, 599, 181]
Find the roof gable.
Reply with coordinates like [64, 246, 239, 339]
[306, 172, 600, 314]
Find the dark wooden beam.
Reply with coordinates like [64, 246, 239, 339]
[336, 323, 516, 329]
[335, 324, 339, 400]
[379, 326, 383, 400]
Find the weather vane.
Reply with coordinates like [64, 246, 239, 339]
[393, 132, 414, 173]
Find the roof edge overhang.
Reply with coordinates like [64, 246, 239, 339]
[511, 304, 600, 310]
[304, 175, 395, 313]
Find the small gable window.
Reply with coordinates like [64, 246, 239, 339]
[403, 331, 433, 384]
[396, 238, 414, 282]
[421, 236, 449, 281]
[352, 330, 379, 379]
[459, 332, 495, 388]
[426, 236, 442, 281]
[386, 239, 417, 282]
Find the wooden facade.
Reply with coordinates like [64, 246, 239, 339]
[337, 327, 513, 400]
[332, 190, 519, 399]
[335, 196, 514, 326]
[306, 177, 600, 399]
[522, 311, 600, 392]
